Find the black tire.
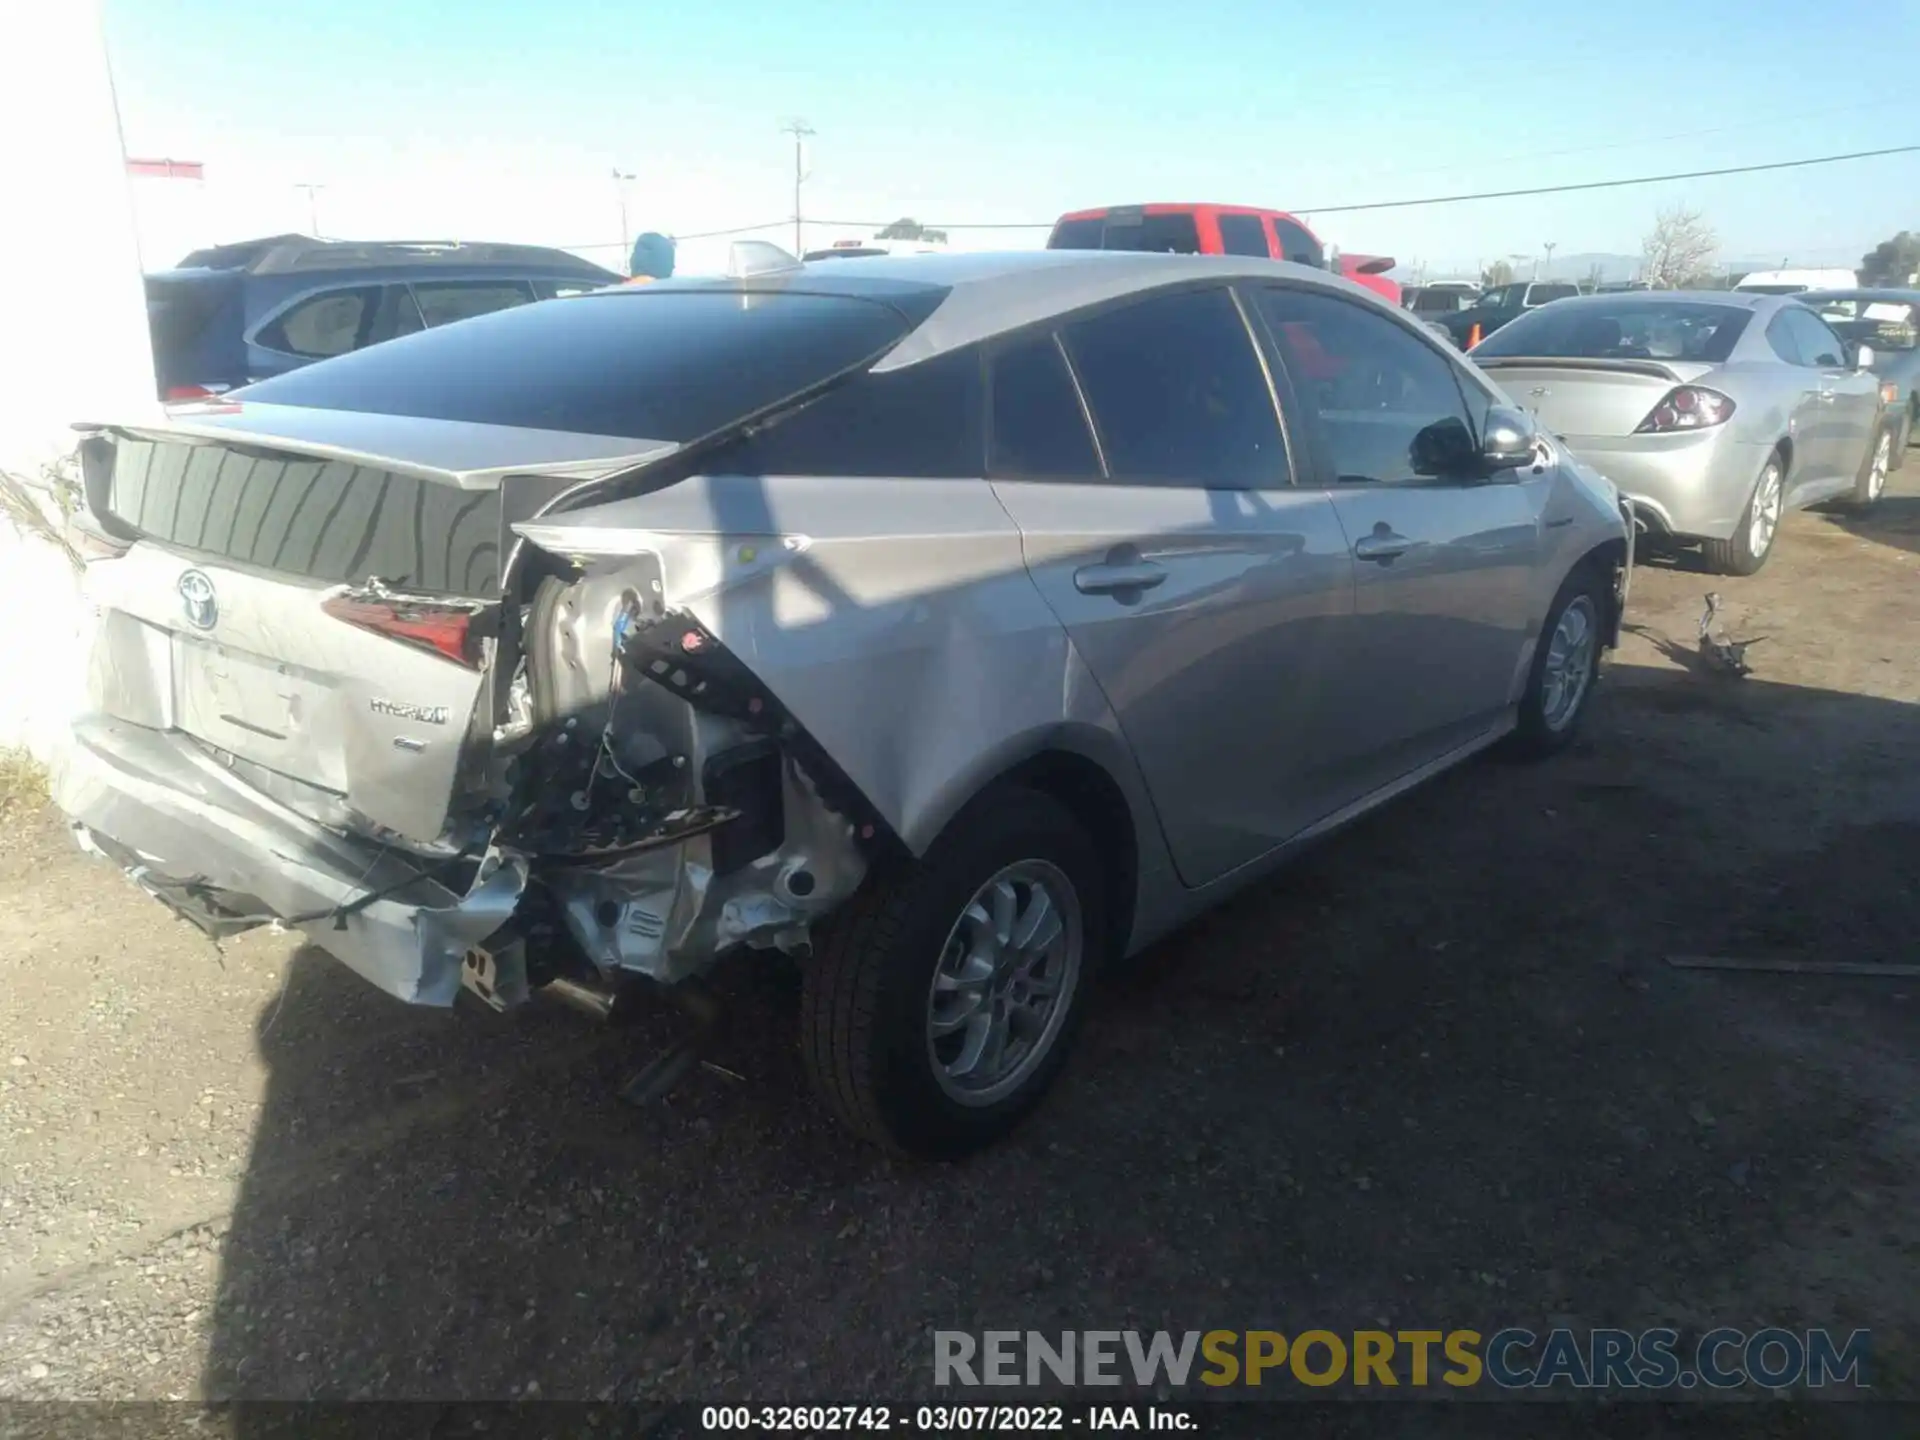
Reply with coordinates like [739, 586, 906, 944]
[1843, 426, 1894, 509]
[1701, 449, 1786, 576]
[799, 786, 1106, 1159]
[1505, 563, 1607, 760]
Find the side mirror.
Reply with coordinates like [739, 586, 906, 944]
[1854, 343, 1876, 370]
[1480, 405, 1541, 473]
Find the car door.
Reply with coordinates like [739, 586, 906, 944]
[986, 286, 1358, 889]
[1248, 284, 1544, 793]
[1782, 306, 1877, 500]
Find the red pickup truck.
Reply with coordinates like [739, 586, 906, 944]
[1046, 203, 1400, 305]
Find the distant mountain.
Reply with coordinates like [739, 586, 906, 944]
[1397, 252, 1818, 286]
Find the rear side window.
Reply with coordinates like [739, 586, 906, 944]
[234, 288, 945, 441]
[362, 285, 425, 347]
[412, 281, 536, 327]
[712, 346, 982, 478]
[1217, 214, 1271, 258]
[1274, 219, 1325, 268]
[1525, 284, 1580, 306]
[1062, 287, 1286, 488]
[988, 332, 1101, 479]
[257, 287, 377, 358]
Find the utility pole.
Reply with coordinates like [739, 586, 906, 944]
[612, 168, 636, 271]
[783, 118, 814, 257]
[294, 182, 325, 236]
[1542, 241, 1557, 278]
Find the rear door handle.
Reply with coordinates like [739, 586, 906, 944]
[1073, 560, 1166, 596]
[1353, 531, 1414, 563]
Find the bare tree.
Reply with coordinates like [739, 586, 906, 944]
[1640, 205, 1718, 289]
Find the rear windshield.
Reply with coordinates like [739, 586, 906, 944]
[232, 286, 944, 441]
[145, 274, 243, 388]
[1474, 300, 1753, 363]
[104, 435, 505, 594]
[1047, 213, 1202, 254]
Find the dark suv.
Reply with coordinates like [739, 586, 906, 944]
[143, 234, 621, 400]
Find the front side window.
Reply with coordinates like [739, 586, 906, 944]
[1217, 214, 1271, 258]
[1254, 287, 1477, 485]
[1061, 286, 1286, 488]
[257, 287, 377, 358]
[1273, 219, 1325, 268]
[988, 332, 1101, 479]
[1783, 307, 1845, 367]
[411, 281, 537, 328]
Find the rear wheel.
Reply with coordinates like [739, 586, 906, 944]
[1702, 451, 1785, 576]
[799, 787, 1105, 1158]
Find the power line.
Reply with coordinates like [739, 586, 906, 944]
[810, 143, 1920, 231]
[1295, 143, 1920, 216]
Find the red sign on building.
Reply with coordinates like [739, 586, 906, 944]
[126, 157, 204, 180]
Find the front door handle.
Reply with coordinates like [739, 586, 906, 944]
[1353, 530, 1414, 563]
[1073, 560, 1167, 596]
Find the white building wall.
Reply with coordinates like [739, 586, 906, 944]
[0, 0, 159, 759]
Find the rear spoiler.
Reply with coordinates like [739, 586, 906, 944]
[70, 404, 680, 490]
[1472, 356, 1686, 383]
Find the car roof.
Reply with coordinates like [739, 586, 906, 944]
[161, 234, 616, 280]
[1527, 289, 1781, 312]
[1798, 288, 1920, 303]
[601, 249, 1390, 371]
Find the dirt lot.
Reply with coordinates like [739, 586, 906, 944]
[1, 481, 1917, 1426]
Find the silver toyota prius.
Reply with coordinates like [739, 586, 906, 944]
[56, 247, 1629, 1156]
[1471, 291, 1895, 575]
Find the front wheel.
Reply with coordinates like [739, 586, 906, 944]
[1844, 428, 1893, 509]
[1505, 565, 1606, 759]
[1701, 451, 1785, 576]
[799, 787, 1106, 1158]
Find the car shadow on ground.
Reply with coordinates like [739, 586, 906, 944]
[1818, 493, 1920, 559]
[199, 665, 1920, 1416]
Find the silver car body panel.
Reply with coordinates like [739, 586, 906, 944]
[57, 250, 1629, 1004]
[1475, 291, 1881, 541]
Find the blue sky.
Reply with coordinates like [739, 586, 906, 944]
[102, 0, 1920, 277]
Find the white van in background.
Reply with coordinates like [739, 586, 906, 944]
[1734, 268, 1858, 296]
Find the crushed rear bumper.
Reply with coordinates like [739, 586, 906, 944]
[55, 716, 527, 1006]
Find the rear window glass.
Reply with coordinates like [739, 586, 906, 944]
[145, 277, 229, 356]
[105, 435, 502, 594]
[1474, 301, 1752, 363]
[1048, 213, 1202, 254]
[234, 288, 941, 442]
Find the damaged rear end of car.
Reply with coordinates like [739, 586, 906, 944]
[55, 272, 945, 1012]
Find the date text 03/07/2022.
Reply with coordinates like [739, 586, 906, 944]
[698, 1403, 1202, 1433]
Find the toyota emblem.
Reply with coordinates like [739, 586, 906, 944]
[178, 570, 218, 630]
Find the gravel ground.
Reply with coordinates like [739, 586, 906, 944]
[2, 481, 1918, 1427]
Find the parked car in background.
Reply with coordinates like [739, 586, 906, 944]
[1048, 203, 1329, 267]
[1437, 280, 1581, 346]
[143, 234, 620, 401]
[1799, 289, 1920, 449]
[1472, 291, 1895, 575]
[60, 247, 1629, 1157]
[1404, 285, 1477, 318]
[1733, 268, 1857, 297]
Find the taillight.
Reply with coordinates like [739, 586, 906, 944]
[321, 591, 489, 667]
[164, 384, 216, 402]
[1635, 386, 1735, 434]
